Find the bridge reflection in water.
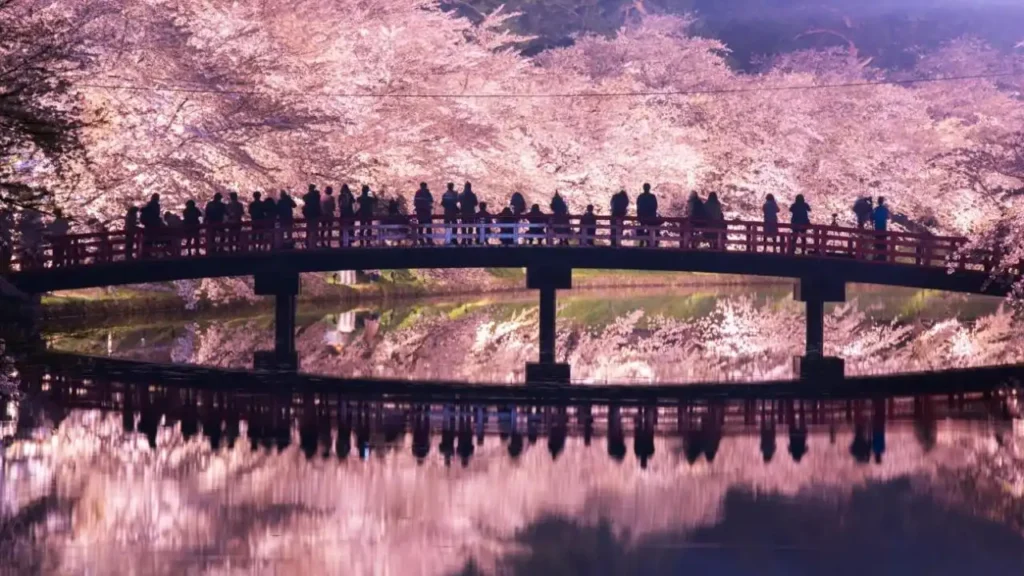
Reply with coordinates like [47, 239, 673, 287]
[9, 360, 1019, 469]
[4, 358, 1024, 576]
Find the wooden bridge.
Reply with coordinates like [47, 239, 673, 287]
[3, 215, 1016, 381]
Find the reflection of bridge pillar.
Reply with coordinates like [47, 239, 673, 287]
[525, 266, 571, 384]
[253, 272, 300, 371]
[793, 276, 845, 382]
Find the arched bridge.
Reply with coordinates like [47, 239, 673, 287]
[4, 214, 1016, 381]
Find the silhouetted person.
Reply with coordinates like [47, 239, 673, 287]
[788, 401, 809, 463]
[458, 182, 478, 245]
[476, 202, 492, 245]
[354, 409, 370, 459]
[636, 183, 658, 247]
[356, 185, 376, 246]
[123, 206, 139, 259]
[277, 191, 296, 235]
[704, 191, 725, 249]
[140, 193, 162, 257]
[205, 192, 226, 252]
[300, 416, 319, 460]
[382, 198, 409, 244]
[338, 184, 355, 245]
[413, 182, 434, 245]
[610, 189, 629, 247]
[226, 192, 244, 250]
[763, 193, 780, 253]
[579, 204, 597, 246]
[788, 194, 812, 254]
[162, 210, 182, 255]
[525, 204, 545, 245]
[853, 196, 873, 229]
[301, 184, 322, 248]
[873, 196, 890, 261]
[496, 207, 516, 245]
[549, 192, 569, 244]
[510, 191, 527, 217]
[46, 209, 71, 266]
[681, 191, 703, 249]
[248, 192, 264, 249]
[441, 182, 459, 245]
[321, 186, 336, 245]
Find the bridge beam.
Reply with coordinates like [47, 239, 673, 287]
[793, 276, 846, 382]
[526, 266, 572, 384]
[253, 272, 300, 371]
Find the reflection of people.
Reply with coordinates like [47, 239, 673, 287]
[634, 406, 655, 469]
[412, 405, 431, 463]
[548, 408, 568, 461]
[787, 400, 808, 463]
[457, 414, 475, 467]
[439, 413, 455, 467]
[871, 397, 886, 464]
[607, 405, 627, 462]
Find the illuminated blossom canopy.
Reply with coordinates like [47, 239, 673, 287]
[3, 0, 1023, 295]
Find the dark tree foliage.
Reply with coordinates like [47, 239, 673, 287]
[0, 0, 91, 213]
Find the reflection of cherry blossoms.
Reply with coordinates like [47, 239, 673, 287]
[2, 411, 1021, 575]
[47, 293, 1024, 384]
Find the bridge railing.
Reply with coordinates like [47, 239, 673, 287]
[4, 214, 997, 272]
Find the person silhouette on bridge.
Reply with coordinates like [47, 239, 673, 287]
[440, 182, 459, 245]
[853, 196, 873, 229]
[226, 192, 244, 251]
[183, 199, 202, 255]
[338, 184, 355, 246]
[260, 193, 277, 249]
[162, 210, 182, 256]
[476, 201, 492, 245]
[510, 191, 527, 217]
[277, 191, 297, 248]
[47, 209, 71, 267]
[204, 192, 226, 253]
[248, 192, 264, 248]
[301, 184, 322, 249]
[704, 192, 725, 250]
[356, 185, 377, 246]
[321, 186, 336, 246]
[763, 194, 780, 253]
[123, 206, 139, 260]
[580, 204, 597, 246]
[636, 183, 658, 247]
[683, 192, 706, 249]
[458, 182, 478, 245]
[496, 206, 516, 245]
[140, 193, 162, 257]
[525, 203, 545, 245]
[788, 194, 812, 254]
[413, 182, 434, 245]
[550, 192, 570, 245]
[609, 189, 629, 247]
[873, 196, 890, 262]
[607, 405, 627, 462]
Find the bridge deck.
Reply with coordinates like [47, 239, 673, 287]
[4, 215, 1012, 295]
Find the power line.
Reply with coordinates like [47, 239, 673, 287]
[76, 71, 1023, 99]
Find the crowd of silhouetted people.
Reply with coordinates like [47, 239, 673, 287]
[5, 181, 904, 269]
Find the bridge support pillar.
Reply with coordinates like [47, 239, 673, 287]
[254, 273, 300, 371]
[794, 276, 846, 382]
[525, 266, 571, 384]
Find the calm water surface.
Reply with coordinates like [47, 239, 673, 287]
[1, 383, 1023, 575]
[5, 285, 1024, 574]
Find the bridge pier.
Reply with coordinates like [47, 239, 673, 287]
[253, 272, 300, 371]
[794, 276, 846, 382]
[525, 266, 571, 384]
